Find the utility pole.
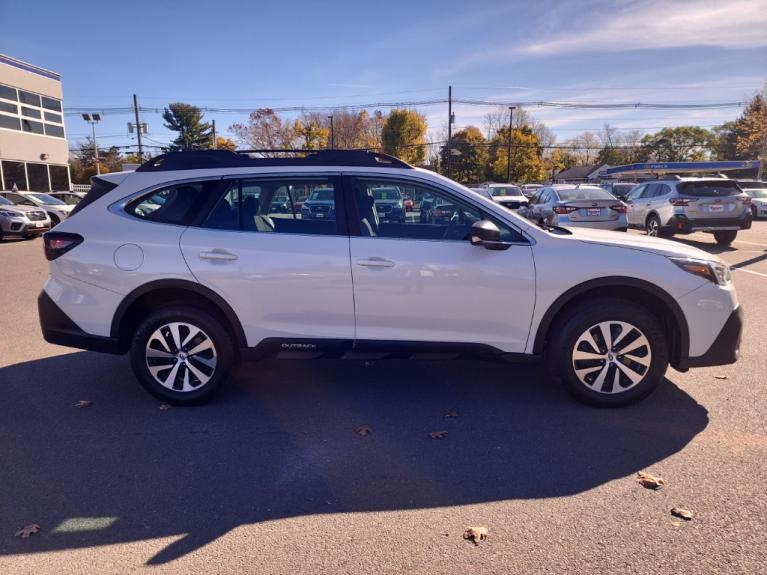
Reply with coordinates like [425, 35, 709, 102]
[506, 106, 516, 183]
[447, 85, 453, 179]
[211, 119, 217, 149]
[328, 115, 335, 149]
[133, 94, 144, 161]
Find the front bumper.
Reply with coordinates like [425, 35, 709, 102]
[1, 218, 50, 235]
[687, 306, 743, 368]
[668, 212, 752, 234]
[38, 290, 123, 354]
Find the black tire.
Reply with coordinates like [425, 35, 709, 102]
[49, 214, 60, 227]
[129, 305, 234, 405]
[714, 230, 737, 245]
[752, 206, 758, 220]
[645, 214, 671, 238]
[546, 298, 669, 407]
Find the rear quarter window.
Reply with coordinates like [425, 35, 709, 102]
[127, 181, 215, 225]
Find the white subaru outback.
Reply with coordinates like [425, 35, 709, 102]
[38, 150, 742, 406]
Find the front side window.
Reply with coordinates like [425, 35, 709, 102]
[353, 178, 523, 243]
[128, 181, 212, 225]
[626, 184, 645, 200]
[202, 178, 340, 236]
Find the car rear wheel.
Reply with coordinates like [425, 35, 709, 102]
[752, 206, 758, 220]
[49, 214, 60, 227]
[547, 299, 669, 406]
[130, 306, 234, 405]
[713, 230, 737, 245]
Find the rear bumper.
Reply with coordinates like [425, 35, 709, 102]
[668, 213, 752, 234]
[557, 217, 628, 231]
[38, 290, 124, 354]
[686, 306, 743, 368]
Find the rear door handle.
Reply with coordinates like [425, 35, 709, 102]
[356, 257, 395, 268]
[199, 250, 238, 262]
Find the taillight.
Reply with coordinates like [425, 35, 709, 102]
[669, 197, 698, 207]
[553, 206, 578, 215]
[610, 204, 628, 213]
[43, 232, 83, 261]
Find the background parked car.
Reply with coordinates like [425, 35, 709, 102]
[600, 182, 638, 200]
[521, 183, 543, 198]
[737, 181, 767, 220]
[300, 187, 336, 220]
[485, 183, 529, 210]
[0, 191, 74, 226]
[371, 186, 406, 223]
[48, 191, 86, 205]
[524, 185, 627, 231]
[624, 177, 752, 245]
[0, 194, 51, 240]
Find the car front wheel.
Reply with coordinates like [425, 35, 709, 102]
[714, 230, 737, 245]
[130, 306, 234, 404]
[547, 299, 669, 406]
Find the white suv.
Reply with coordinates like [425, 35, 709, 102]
[38, 150, 743, 406]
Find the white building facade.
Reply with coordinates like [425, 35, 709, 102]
[0, 54, 70, 192]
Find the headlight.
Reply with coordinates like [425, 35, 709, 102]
[0, 209, 19, 217]
[670, 257, 731, 286]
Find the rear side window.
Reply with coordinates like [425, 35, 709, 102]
[128, 181, 213, 225]
[678, 180, 742, 197]
[201, 178, 342, 236]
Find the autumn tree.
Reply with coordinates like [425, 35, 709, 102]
[439, 126, 487, 183]
[293, 116, 329, 150]
[488, 126, 545, 183]
[734, 93, 767, 161]
[162, 103, 212, 151]
[331, 109, 383, 149]
[69, 138, 123, 183]
[380, 109, 427, 164]
[565, 132, 601, 165]
[214, 136, 237, 151]
[229, 109, 295, 154]
[639, 126, 713, 161]
[545, 148, 579, 181]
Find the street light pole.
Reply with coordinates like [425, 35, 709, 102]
[328, 115, 335, 149]
[506, 106, 516, 183]
[82, 113, 102, 175]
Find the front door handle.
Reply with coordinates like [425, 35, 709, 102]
[356, 257, 395, 268]
[199, 250, 238, 262]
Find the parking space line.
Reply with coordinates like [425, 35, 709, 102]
[733, 239, 767, 248]
[734, 267, 767, 279]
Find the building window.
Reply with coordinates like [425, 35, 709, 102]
[50, 165, 70, 191]
[44, 111, 62, 123]
[21, 118, 44, 134]
[0, 114, 20, 131]
[41, 96, 62, 113]
[0, 84, 17, 101]
[2, 161, 27, 190]
[18, 90, 41, 107]
[0, 101, 17, 114]
[21, 106, 41, 119]
[44, 123, 65, 138]
[27, 163, 50, 192]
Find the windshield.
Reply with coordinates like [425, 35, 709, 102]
[372, 188, 402, 200]
[0, 196, 13, 206]
[557, 188, 615, 201]
[738, 181, 767, 189]
[27, 192, 66, 205]
[308, 189, 334, 201]
[491, 186, 522, 197]
[678, 180, 742, 197]
[746, 189, 767, 198]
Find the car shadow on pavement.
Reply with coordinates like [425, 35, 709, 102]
[0, 351, 708, 565]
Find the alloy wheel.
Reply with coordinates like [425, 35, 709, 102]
[145, 322, 218, 392]
[571, 321, 651, 394]
[646, 218, 659, 237]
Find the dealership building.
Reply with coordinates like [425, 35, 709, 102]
[0, 54, 70, 193]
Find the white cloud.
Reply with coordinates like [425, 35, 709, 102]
[522, 0, 767, 55]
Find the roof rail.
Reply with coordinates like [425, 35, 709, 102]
[135, 149, 413, 172]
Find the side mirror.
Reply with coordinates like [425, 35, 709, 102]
[470, 220, 511, 251]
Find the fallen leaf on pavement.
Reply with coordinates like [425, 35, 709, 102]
[714, 375, 728, 380]
[159, 403, 171, 411]
[355, 426, 372, 436]
[445, 409, 459, 418]
[74, 400, 92, 409]
[430, 430, 448, 439]
[671, 507, 694, 520]
[463, 526, 488, 545]
[637, 471, 665, 490]
[15, 524, 40, 539]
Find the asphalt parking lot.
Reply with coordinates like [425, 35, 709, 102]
[1, 225, 766, 574]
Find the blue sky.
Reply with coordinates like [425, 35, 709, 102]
[2, 0, 766, 152]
